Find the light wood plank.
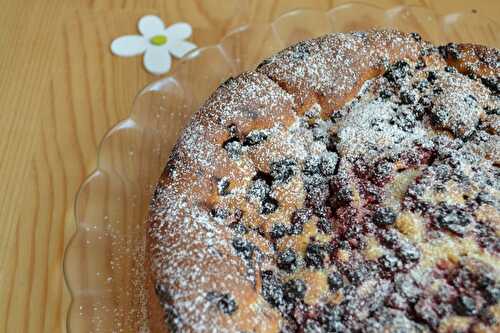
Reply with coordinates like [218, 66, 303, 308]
[0, 1, 498, 332]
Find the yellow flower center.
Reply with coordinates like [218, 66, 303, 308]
[150, 35, 167, 46]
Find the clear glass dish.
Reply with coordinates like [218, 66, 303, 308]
[63, 2, 499, 332]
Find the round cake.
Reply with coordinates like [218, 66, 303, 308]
[147, 29, 499, 333]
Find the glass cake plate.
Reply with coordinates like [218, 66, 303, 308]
[63, 2, 499, 332]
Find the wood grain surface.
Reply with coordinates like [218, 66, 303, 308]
[0, 0, 498, 332]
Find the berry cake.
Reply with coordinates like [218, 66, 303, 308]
[147, 29, 500, 333]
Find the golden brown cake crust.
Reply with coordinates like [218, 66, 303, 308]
[147, 29, 500, 333]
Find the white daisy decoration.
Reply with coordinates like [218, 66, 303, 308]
[111, 15, 197, 75]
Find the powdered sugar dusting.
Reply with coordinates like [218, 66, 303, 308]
[148, 29, 500, 332]
[336, 99, 427, 163]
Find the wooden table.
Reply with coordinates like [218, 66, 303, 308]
[0, 0, 498, 332]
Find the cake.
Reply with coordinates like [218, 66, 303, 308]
[147, 29, 500, 332]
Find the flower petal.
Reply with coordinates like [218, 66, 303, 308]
[144, 45, 172, 75]
[111, 35, 147, 57]
[164, 22, 192, 41]
[168, 40, 197, 59]
[138, 15, 165, 38]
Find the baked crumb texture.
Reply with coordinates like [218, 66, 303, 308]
[148, 29, 500, 333]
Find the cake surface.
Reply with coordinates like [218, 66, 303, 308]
[148, 29, 500, 333]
